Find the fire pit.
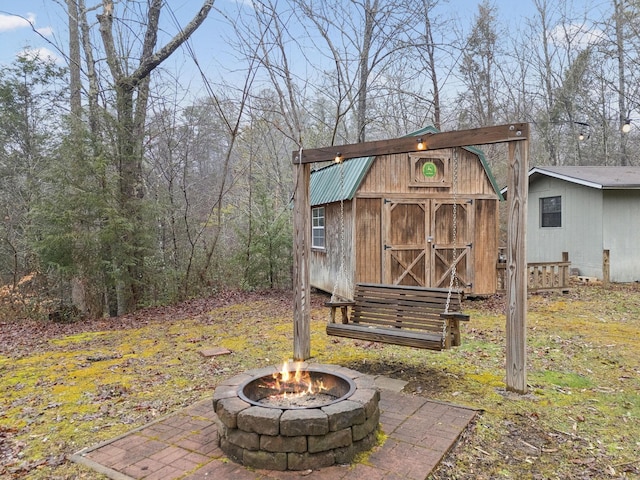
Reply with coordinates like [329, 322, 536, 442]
[212, 362, 380, 471]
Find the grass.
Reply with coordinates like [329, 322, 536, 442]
[0, 283, 639, 479]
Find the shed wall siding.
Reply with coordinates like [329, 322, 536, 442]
[603, 190, 640, 282]
[528, 177, 603, 278]
[358, 149, 496, 196]
[355, 198, 382, 283]
[310, 201, 354, 298]
[473, 198, 499, 294]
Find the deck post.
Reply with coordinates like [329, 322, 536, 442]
[562, 252, 569, 286]
[293, 161, 311, 361]
[603, 249, 610, 286]
[505, 138, 528, 394]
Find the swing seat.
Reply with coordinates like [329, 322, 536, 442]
[326, 283, 470, 350]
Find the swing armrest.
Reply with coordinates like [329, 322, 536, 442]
[440, 311, 470, 347]
[325, 300, 354, 324]
[324, 300, 355, 307]
[440, 312, 470, 321]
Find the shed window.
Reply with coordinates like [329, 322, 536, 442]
[540, 196, 561, 227]
[312, 207, 325, 248]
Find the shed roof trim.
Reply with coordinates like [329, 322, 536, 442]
[310, 126, 503, 206]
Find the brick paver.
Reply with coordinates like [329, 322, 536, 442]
[70, 379, 478, 480]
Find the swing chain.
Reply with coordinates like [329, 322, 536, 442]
[444, 147, 460, 314]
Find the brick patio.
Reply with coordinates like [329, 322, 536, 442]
[70, 376, 478, 480]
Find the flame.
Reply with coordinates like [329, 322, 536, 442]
[265, 361, 328, 401]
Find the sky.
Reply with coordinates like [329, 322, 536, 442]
[0, 0, 602, 100]
[0, 0, 544, 65]
[0, 1, 235, 60]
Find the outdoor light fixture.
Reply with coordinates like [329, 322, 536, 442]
[417, 138, 425, 150]
[622, 119, 632, 133]
[334, 152, 342, 163]
[579, 131, 586, 141]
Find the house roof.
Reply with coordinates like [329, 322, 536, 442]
[310, 126, 503, 206]
[513, 166, 640, 192]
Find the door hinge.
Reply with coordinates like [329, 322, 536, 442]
[467, 199, 473, 204]
[384, 244, 392, 250]
[384, 198, 392, 204]
[467, 242, 473, 248]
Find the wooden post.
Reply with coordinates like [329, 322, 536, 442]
[505, 137, 528, 394]
[293, 161, 311, 360]
[562, 252, 569, 287]
[603, 249, 610, 286]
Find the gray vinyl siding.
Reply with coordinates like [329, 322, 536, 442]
[603, 190, 640, 282]
[528, 177, 604, 278]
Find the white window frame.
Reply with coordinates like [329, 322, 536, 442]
[312, 206, 326, 249]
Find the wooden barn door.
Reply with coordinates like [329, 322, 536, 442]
[382, 199, 473, 289]
[382, 200, 430, 286]
[431, 200, 473, 290]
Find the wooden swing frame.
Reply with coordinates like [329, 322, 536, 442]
[291, 123, 529, 394]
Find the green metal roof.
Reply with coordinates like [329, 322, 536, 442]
[310, 156, 374, 206]
[309, 126, 504, 206]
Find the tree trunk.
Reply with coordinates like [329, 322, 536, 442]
[422, 6, 441, 130]
[67, 0, 106, 317]
[96, 0, 213, 313]
[614, 0, 628, 166]
[357, 0, 377, 143]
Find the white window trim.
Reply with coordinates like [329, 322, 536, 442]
[312, 206, 326, 249]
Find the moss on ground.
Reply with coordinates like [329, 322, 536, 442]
[1, 283, 639, 478]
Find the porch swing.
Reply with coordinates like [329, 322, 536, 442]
[325, 148, 470, 351]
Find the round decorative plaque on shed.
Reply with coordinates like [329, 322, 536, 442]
[422, 161, 437, 178]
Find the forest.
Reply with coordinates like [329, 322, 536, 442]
[1, 0, 639, 319]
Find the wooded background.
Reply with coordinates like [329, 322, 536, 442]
[1, 0, 638, 318]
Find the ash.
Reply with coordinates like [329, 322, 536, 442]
[259, 392, 337, 408]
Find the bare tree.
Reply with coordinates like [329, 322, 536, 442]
[293, 0, 414, 143]
[91, 0, 213, 313]
[613, 0, 630, 165]
[456, 0, 501, 127]
[400, 0, 458, 132]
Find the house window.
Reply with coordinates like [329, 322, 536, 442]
[540, 196, 561, 227]
[312, 207, 325, 248]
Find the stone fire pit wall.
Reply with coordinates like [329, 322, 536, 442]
[212, 363, 381, 471]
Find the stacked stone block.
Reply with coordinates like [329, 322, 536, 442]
[212, 364, 380, 471]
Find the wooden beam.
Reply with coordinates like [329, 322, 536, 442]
[292, 162, 311, 360]
[292, 123, 529, 164]
[505, 139, 528, 394]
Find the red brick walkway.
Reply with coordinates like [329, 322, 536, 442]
[71, 380, 478, 480]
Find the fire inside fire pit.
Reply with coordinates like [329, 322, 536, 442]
[238, 362, 356, 409]
[213, 362, 380, 471]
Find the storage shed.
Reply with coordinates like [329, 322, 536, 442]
[309, 127, 503, 299]
[520, 166, 640, 282]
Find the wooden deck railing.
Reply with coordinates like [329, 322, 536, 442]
[497, 252, 571, 293]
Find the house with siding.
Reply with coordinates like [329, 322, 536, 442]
[520, 166, 640, 282]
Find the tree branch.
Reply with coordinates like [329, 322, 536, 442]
[130, 0, 214, 86]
